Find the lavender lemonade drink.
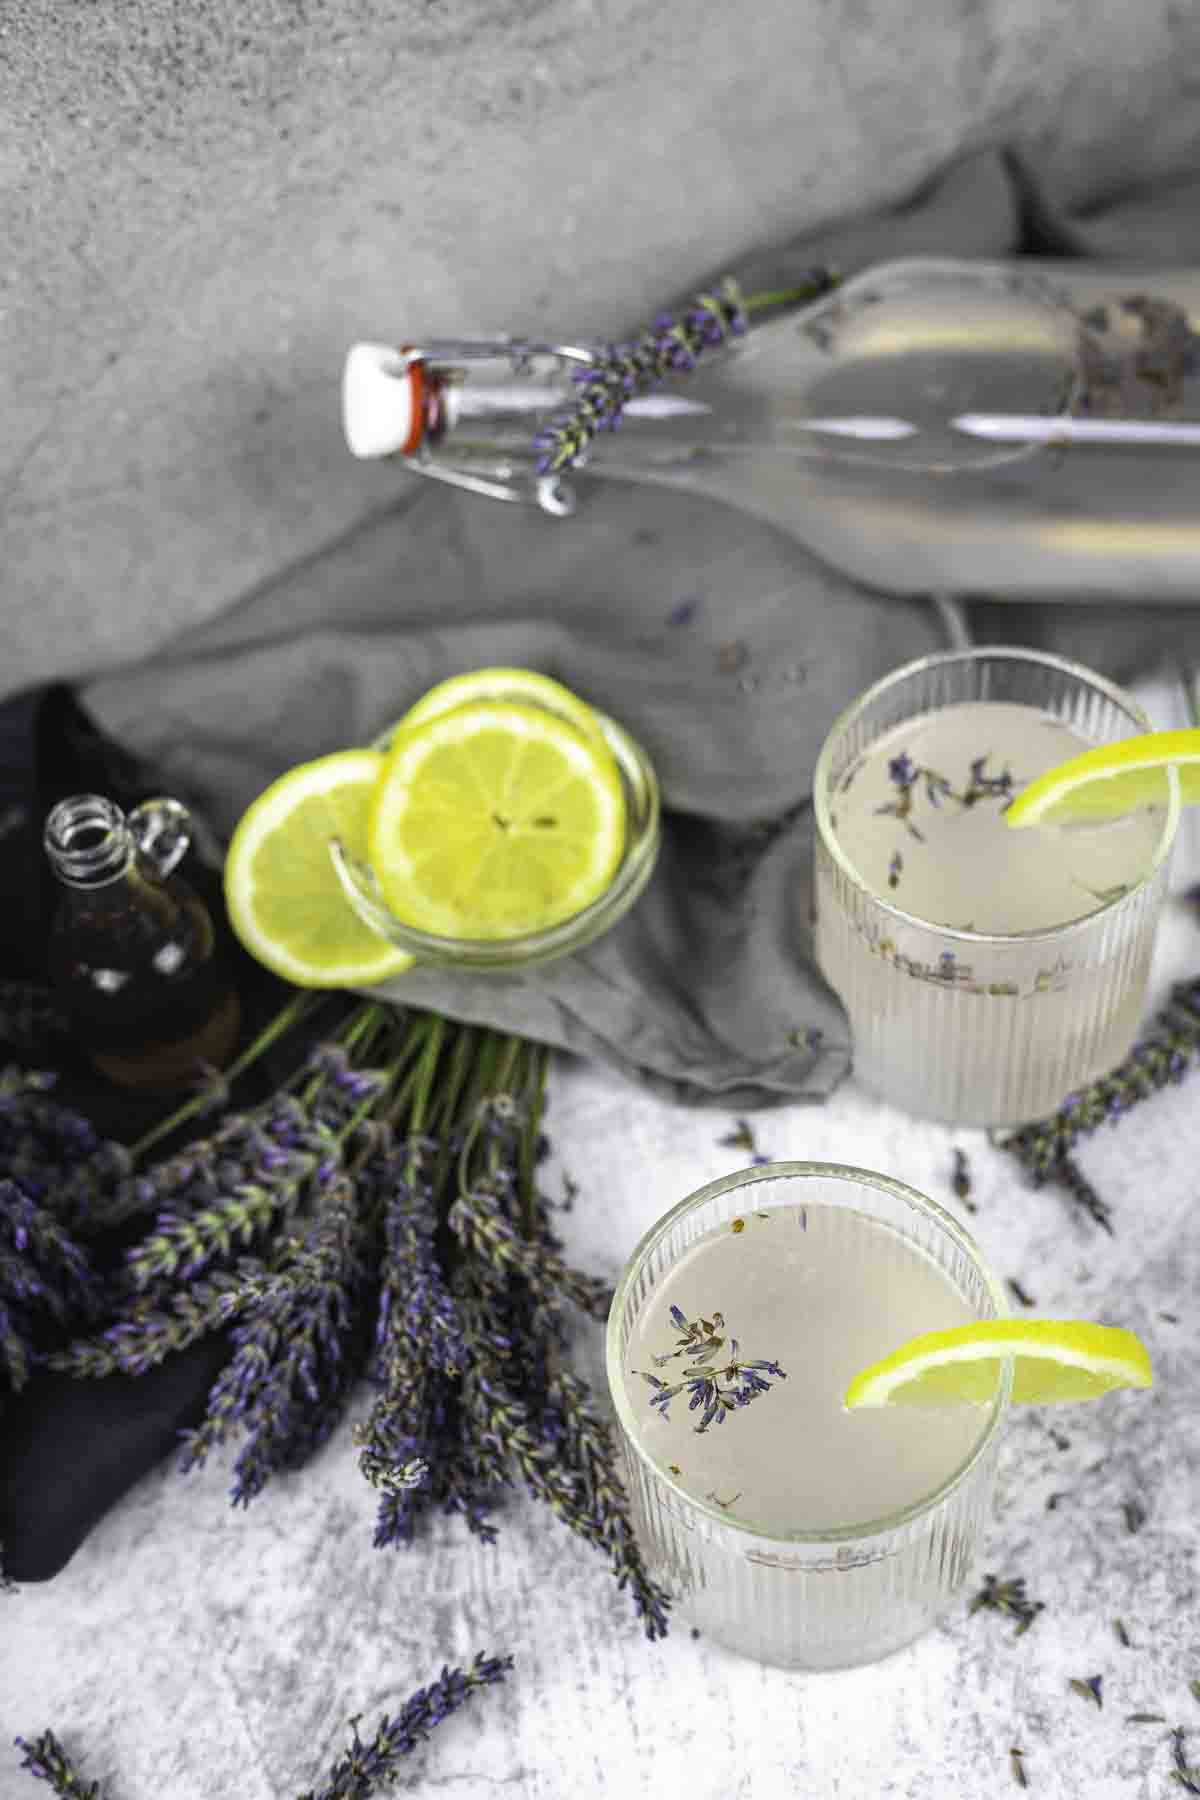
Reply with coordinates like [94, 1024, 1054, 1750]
[606, 1163, 1009, 1670]
[813, 650, 1178, 1125]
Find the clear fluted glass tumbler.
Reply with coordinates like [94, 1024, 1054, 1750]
[813, 648, 1179, 1126]
[606, 1163, 1010, 1670]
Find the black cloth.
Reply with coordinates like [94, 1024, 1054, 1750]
[0, 685, 299, 1581]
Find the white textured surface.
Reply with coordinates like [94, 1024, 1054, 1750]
[2, 690, 1199, 1799]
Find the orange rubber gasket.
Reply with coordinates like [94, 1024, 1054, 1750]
[400, 351, 426, 454]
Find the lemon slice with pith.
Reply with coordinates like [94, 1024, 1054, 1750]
[224, 750, 415, 987]
[368, 700, 626, 940]
[387, 666, 610, 750]
[1005, 729, 1200, 827]
[843, 1319, 1153, 1408]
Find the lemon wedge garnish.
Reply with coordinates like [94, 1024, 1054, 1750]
[844, 1319, 1153, 1408]
[1005, 729, 1199, 827]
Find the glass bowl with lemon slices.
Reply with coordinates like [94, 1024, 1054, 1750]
[224, 669, 660, 987]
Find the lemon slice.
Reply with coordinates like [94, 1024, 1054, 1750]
[388, 667, 610, 749]
[368, 700, 626, 939]
[225, 751, 415, 987]
[1005, 729, 1200, 827]
[843, 1320, 1153, 1409]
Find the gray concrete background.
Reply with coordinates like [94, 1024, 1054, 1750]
[3, 0, 1200, 698]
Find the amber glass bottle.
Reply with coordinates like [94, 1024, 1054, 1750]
[44, 794, 241, 1094]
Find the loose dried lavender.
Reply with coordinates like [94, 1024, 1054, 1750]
[968, 1574, 1044, 1636]
[1123, 1497, 1148, 1535]
[717, 1118, 770, 1164]
[875, 749, 1014, 843]
[13, 1731, 101, 1800]
[532, 268, 838, 479]
[1176, 1729, 1200, 1798]
[635, 1304, 787, 1434]
[14, 1654, 512, 1800]
[1069, 1675, 1104, 1709]
[998, 977, 1200, 1218]
[951, 1147, 973, 1205]
[297, 1653, 513, 1800]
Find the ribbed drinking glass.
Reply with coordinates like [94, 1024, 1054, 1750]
[606, 1162, 1010, 1670]
[813, 647, 1179, 1125]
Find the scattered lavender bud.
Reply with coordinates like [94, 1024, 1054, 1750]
[296, 1653, 513, 1800]
[969, 1574, 1044, 1636]
[13, 1730, 102, 1799]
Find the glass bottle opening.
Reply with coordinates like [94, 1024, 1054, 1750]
[43, 795, 131, 888]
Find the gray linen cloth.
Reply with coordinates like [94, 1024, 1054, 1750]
[83, 150, 1200, 1107]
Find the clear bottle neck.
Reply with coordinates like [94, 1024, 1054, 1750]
[44, 794, 193, 891]
[44, 795, 136, 889]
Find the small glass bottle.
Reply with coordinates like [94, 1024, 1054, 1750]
[44, 794, 241, 1094]
[342, 256, 1200, 602]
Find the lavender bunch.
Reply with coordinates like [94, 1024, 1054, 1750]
[179, 1167, 377, 1505]
[47, 1260, 266, 1378]
[532, 267, 838, 478]
[47, 1007, 399, 1382]
[39, 999, 671, 1639]
[0, 1179, 102, 1396]
[119, 1101, 341, 1293]
[435, 1070, 671, 1637]
[448, 1178, 612, 1329]
[355, 1141, 465, 1547]
[0, 1067, 131, 1237]
[541, 1367, 672, 1639]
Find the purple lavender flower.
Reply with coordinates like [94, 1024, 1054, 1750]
[636, 1307, 787, 1434]
[0, 1181, 102, 1394]
[297, 1653, 513, 1800]
[179, 1174, 375, 1505]
[0, 1067, 130, 1236]
[533, 278, 748, 477]
[13, 1729, 101, 1799]
[356, 1144, 467, 1548]
[887, 752, 916, 787]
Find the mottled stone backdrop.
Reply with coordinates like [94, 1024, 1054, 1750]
[3, 0, 1200, 698]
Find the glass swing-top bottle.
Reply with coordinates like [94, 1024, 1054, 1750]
[342, 256, 1200, 601]
[44, 794, 241, 1094]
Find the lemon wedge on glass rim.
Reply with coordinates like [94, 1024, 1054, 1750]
[843, 1319, 1153, 1409]
[224, 750, 416, 987]
[368, 699, 626, 940]
[1005, 728, 1200, 827]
